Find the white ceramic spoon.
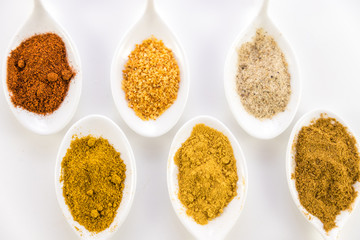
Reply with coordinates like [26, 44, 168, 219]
[2, 0, 82, 135]
[111, 0, 189, 138]
[55, 115, 136, 240]
[224, 0, 301, 139]
[167, 115, 248, 240]
[286, 109, 360, 240]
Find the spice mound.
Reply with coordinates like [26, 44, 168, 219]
[236, 28, 291, 119]
[7, 33, 75, 115]
[60, 136, 126, 233]
[174, 124, 238, 225]
[122, 36, 180, 120]
[294, 116, 360, 232]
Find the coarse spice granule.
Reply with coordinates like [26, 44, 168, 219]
[61, 136, 126, 233]
[294, 116, 360, 232]
[7, 33, 75, 115]
[174, 124, 238, 225]
[236, 28, 291, 119]
[122, 36, 180, 120]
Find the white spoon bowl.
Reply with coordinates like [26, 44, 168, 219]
[167, 115, 248, 240]
[224, 0, 301, 139]
[286, 109, 360, 240]
[2, 0, 82, 135]
[111, 0, 189, 138]
[55, 115, 136, 240]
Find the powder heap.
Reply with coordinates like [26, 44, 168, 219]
[294, 116, 360, 232]
[61, 136, 126, 233]
[7, 33, 75, 115]
[236, 28, 291, 119]
[122, 36, 180, 120]
[174, 124, 238, 225]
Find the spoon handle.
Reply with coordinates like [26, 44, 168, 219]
[146, 0, 156, 12]
[33, 0, 46, 13]
[33, 0, 44, 9]
[259, 0, 269, 16]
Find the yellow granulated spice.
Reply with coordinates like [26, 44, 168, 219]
[60, 136, 126, 233]
[294, 117, 360, 232]
[174, 124, 238, 225]
[122, 36, 180, 120]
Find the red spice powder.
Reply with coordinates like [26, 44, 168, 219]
[7, 33, 76, 115]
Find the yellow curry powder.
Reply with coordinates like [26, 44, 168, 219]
[60, 136, 126, 233]
[122, 36, 180, 120]
[174, 124, 238, 225]
[294, 117, 360, 232]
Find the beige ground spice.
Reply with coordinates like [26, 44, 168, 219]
[174, 124, 238, 225]
[122, 36, 180, 120]
[236, 28, 291, 119]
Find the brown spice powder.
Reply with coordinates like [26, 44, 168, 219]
[7, 33, 75, 115]
[122, 36, 180, 120]
[294, 116, 360, 232]
[174, 124, 238, 225]
[236, 28, 291, 119]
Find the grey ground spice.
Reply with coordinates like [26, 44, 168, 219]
[236, 28, 291, 119]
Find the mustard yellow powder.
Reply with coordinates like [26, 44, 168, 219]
[174, 124, 238, 225]
[61, 136, 126, 233]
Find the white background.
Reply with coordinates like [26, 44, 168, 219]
[0, 0, 360, 239]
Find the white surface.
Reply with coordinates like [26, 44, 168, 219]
[0, 0, 360, 239]
[286, 110, 360, 240]
[55, 115, 136, 240]
[224, 0, 301, 139]
[1, 0, 82, 135]
[167, 116, 247, 240]
[111, 0, 189, 137]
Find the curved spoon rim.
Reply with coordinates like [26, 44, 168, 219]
[224, 10, 301, 140]
[54, 114, 137, 240]
[167, 115, 248, 240]
[110, 1, 189, 138]
[1, 3, 82, 135]
[286, 109, 360, 240]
